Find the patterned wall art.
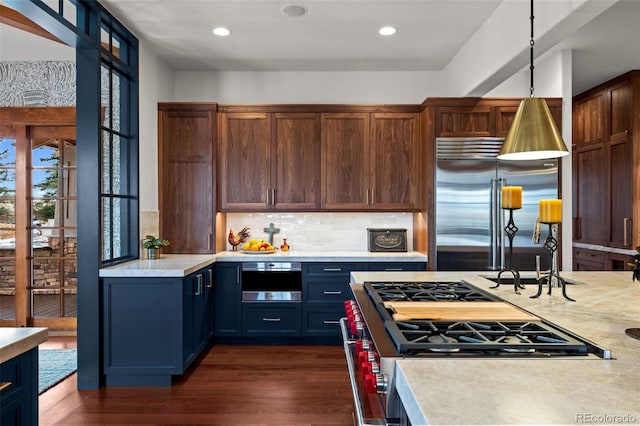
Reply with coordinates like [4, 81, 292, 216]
[0, 61, 76, 107]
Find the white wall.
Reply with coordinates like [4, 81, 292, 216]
[173, 71, 445, 104]
[138, 40, 174, 238]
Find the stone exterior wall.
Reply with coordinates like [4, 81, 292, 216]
[0, 237, 77, 294]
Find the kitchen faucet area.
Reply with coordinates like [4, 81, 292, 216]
[1, 0, 639, 425]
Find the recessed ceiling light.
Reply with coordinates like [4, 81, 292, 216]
[212, 27, 231, 37]
[379, 26, 397, 36]
[281, 4, 308, 17]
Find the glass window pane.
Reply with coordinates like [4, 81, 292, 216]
[40, 0, 60, 14]
[113, 197, 122, 258]
[62, 0, 77, 26]
[32, 222, 51, 251]
[0, 169, 15, 199]
[0, 138, 16, 165]
[102, 198, 111, 260]
[112, 31, 122, 61]
[101, 130, 111, 194]
[0, 256, 16, 319]
[32, 258, 59, 288]
[111, 71, 121, 132]
[62, 200, 77, 230]
[63, 288, 77, 317]
[101, 23, 110, 52]
[112, 134, 121, 194]
[0, 206, 15, 231]
[61, 167, 76, 198]
[101, 65, 111, 128]
[32, 198, 57, 227]
[33, 289, 61, 318]
[32, 143, 59, 167]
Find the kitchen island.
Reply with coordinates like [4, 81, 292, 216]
[0, 327, 48, 425]
[350, 271, 640, 425]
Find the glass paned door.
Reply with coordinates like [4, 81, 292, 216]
[31, 137, 77, 325]
[0, 138, 16, 322]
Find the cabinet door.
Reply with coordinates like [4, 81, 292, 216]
[321, 113, 370, 209]
[214, 263, 242, 336]
[607, 80, 633, 248]
[370, 113, 420, 210]
[200, 266, 215, 345]
[158, 105, 215, 253]
[573, 92, 606, 148]
[273, 113, 321, 210]
[573, 143, 608, 244]
[219, 113, 271, 210]
[436, 106, 493, 137]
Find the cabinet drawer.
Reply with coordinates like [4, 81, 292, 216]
[302, 307, 345, 337]
[367, 262, 427, 271]
[242, 303, 301, 336]
[574, 249, 606, 262]
[0, 348, 35, 404]
[304, 263, 363, 276]
[305, 281, 351, 303]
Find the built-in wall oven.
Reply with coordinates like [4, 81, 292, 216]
[241, 262, 302, 301]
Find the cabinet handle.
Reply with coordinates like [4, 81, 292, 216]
[262, 317, 281, 322]
[271, 188, 276, 206]
[370, 188, 375, 206]
[384, 268, 403, 271]
[208, 233, 212, 251]
[266, 189, 271, 206]
[365, 189, 370, 206]
[323, 320, 340, 324]
[323, 290, 342, 295]
[623, 217, 631, 246]
[0, 381, 12, 392]
[237, 266, 240, 283]
[195, 274, 203, 296]
[207, 269, 213, 288]
[323, 268, 342, 272]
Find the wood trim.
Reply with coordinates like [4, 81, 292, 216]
[218, 104, 423, 113]
[14, 125, 29, 327]
[0, 4, 64, 45]
[0, 107, 76, 125]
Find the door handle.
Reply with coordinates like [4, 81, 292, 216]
[195, 274, 203, 296]
[323, 268, 342, 272]
[323, 290, 342, 295]
[323, 320, 340, 324]
[262, 317, 281, 322]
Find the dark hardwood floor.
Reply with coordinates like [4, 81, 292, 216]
[40, 338, 355, 425]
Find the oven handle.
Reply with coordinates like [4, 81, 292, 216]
[340, 318, 387, 426]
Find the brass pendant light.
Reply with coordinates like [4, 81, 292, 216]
[498, 0, 569, 160]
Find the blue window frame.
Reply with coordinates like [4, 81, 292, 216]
[6, 0, 139, 389]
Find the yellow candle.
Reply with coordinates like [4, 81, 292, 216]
[501, 186, 522, 209]
[539, 199, 562, 223]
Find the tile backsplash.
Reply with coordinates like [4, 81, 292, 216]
[226, 212, 413, 251]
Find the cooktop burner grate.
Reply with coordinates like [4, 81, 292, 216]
[385, 320, 589, 355]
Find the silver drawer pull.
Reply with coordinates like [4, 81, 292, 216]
[207, 268, 214, 288]
[323, 268, 342, 272]
[323, 290, 342, 295]
[0, 381, 12, 392]
[262, 317, 281, 322]
[384, 268, 403, 271]
[323, 320, 340, 324]
[195, 274, 203, 296]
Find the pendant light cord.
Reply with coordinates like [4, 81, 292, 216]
[529, 0, 535, 97]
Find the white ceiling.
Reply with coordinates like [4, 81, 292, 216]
[2, 0, 639, 95]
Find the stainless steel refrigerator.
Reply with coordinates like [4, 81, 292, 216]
[435, 137, 558, 271]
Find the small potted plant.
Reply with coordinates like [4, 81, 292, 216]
[143, 235, 170, 259]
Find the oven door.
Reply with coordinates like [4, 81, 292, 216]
[340, 318, 399, 426]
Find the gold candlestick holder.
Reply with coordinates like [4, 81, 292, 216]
[490, 207, 524, 294]
[531, 222, 575, 302]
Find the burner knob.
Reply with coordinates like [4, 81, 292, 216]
[358, 350, 378, 365]
[361, 360, 379, 375]
[355, 339, 371, 355]
[350, 319, 364, 336]
[364, 373, 388, 394]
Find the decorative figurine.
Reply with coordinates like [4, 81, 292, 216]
[280, 237, 290, 251]
[228, 227, 250, 251]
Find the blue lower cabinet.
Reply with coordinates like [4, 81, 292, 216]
[302, 307, 345, 337]
[242, 302, 301, 337]
[0, 348, 37, 426]
[367, 262, 427, 271]
[102, 265, 214, 386]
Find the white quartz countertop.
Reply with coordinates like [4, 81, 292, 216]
[99, 254, 216, 277]
[350, 271, 640, 425]
[215, 250, 428, 262]
[0, 327, 48, 363]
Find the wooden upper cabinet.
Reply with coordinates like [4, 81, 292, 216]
[219, 112, 271, 210]
[573, 91, 606, 148]
[321, 113, 370, 210]
[370, 113, 420, 210]
[495, 106, 518, 138]
[272, 113, 321, 210]
[435, 106, 493, 137]
[608, 80, 632, 141]
[158, 103, 216, 253]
